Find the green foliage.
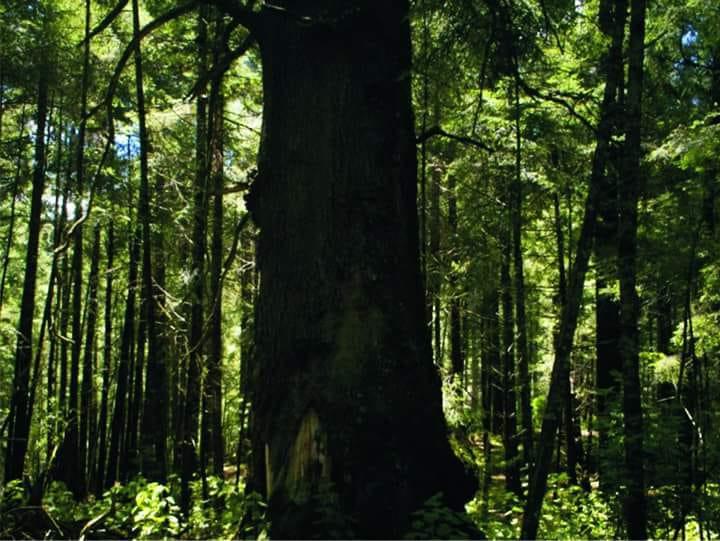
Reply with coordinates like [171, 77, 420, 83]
[37, 476, 270, 540]
[404, 492, 480, 540]
[187, 476, 269, 540]
[467, 475, 618, 539]
[0, 479, 26, 513]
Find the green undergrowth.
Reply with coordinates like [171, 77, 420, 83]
[0, 474, 269, 540]
[2, 469, 718, 539]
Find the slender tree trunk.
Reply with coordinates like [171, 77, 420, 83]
[448, 173, 464, 378]
[248, 3, 475, 535]
[513, 77, 533, 474]
[521, 0, 627, 534]
[236, 226, 254, 473]
[500, 210, 521, 495]
[480, 284, 494, 520]
[4, 69, 49, 481]
[205, 38, 225, 477]
[430, 153, 442, 366]
[127, 291, 145, 476]
[618, 0, 648, 536]
[182, 8, 210, 512]
[0, 107, 28, 318]
[79, 225, 101, 493]
[107, 228, 139, 487]
[47, 122, 68, 462]
[59, 0, 92, 498]
[96, 223, 113, 494]
[130, 0, 167, 483]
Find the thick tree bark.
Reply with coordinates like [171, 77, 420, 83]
[247, 3, 475, 536]
[618, 0, 648, 536]
[521, 0, 627, 535]
[4, 69, 49, 481]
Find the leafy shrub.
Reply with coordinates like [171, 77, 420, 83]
[404, 492, 481, 540]
[187, 475, 269, 539]
[467, 474, 618, 540]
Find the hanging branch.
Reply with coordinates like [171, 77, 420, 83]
[185, 33, 256, 100]
[516, 77, 597, 134]
[86, 1, 201, 121]
[416, 125, 494, 152]
[53, 106, 115, 255]
[85, 0, 130, 43]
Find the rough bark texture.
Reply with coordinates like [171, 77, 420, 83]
[247, 3, 475, 537]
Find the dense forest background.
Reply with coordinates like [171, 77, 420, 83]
[0, 0, 718, 538]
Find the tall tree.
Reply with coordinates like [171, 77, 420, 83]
[58, 0, 92, 498]
[618, 0, 648, 535]
[133, 0, 167, 482]
[181, 6, 211, 513]
[4, 66, 49, 482]
[204, 17, 226, 477]
[512, 76, 533, 473]
[239, 1, 476, 536]
[522, 0, 628, 535]
[96, 222, 114, 494]
[106, 228, 140, 488]
[79, 225, 101, 492]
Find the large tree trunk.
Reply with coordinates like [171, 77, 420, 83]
[247, 3, 475, 537]
[618, 0, 648, 536]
